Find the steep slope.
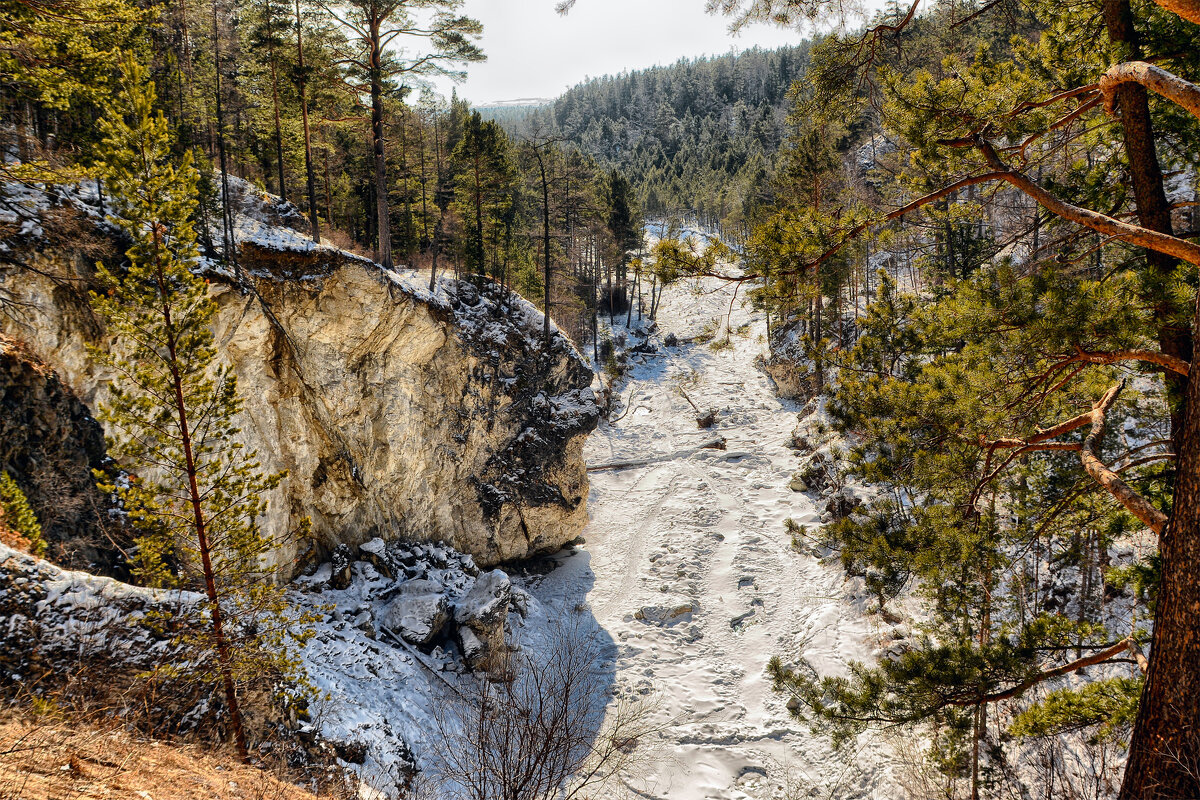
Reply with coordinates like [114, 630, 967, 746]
[529, 46, 811, 219]
[0, 180, 599, 574]
[0, 717, 325, 800]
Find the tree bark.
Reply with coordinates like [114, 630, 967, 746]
[264, 0, 287, 201]
[1080, 382, 1170, 534]
[534, 145, 552, 346]
[1101, 61, 1200, 121]
[1151, 0, 1200, 24]
[294, 0, 320, 243]
[210, 1, 238, 275]
[1101, 3, 1200, 794]
[151, 228, 249, 764]
[369, 10, 393, 270]
[1118, 293, 1200, 799]
[1102, 0, 1190, 447]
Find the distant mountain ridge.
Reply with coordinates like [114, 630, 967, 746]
[502, 45, 812, 225]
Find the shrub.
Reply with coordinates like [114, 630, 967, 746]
[0, 472, 46, 556]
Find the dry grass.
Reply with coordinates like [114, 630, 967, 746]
[0, 716, 326, 800]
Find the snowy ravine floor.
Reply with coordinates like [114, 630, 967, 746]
[524, 276, 902, 800]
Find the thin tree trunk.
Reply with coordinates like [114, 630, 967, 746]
[264, 0, 286, 201]
[368, 13, 392, 270]
[151, 228, 249, 764]
[210, 1, 238, 275]
[471, 148, 483, 275]
[418, 121, 430, 250]
[534, 146, 552, 345]
[322, 132, 332, 225]
[295, 0, 320, 243]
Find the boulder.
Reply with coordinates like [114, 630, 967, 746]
[329, 544, 354, 590]
[453, 569, 512, 670]
[634, 603, 694, 626]
[379, 579, 451, 647]
[359, 537, 394, 579]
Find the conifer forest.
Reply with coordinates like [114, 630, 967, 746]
[2, 1, 1200, 799]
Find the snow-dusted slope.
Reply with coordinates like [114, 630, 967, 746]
[528, 276, 902, 799]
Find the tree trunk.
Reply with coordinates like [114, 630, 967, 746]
[322, 131, 333, 226]
[294, 0, 320, 243]
[813, 290, 824, 394]
[264, 0, 286, 201]
[399, 113, 412, 255]
[369, 14, 392, 270]
[1107, 1, 1200, 794]
[418, 121, 430, 250]
[471, 149, 484, 275]
[210, 1, 238, 277]
[1119, 298, 1200, 799]
[152, 230, 249, 765]
[535, 146, 552, 346]
[1103, 0, 1190, 445]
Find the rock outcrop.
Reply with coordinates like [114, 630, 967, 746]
[0, 542, 218, 731]
[0, 187, 599, 577]
[0, 335, 117, 571]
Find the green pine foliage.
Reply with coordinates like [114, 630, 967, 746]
[528, 46, 812, 224]
[0, 471, 46, 556]
[452, 111, 519, 278]
[1010, 677, 1143, 744]
[740, 1, 1197, 789]
[88, 55, 314, 743]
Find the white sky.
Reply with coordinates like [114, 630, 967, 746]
[427, 0, 815, 106]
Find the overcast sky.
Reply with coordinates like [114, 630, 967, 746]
[426, 0, 817, 106]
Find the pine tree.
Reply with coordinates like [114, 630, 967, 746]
[0, 471, 46, 556]
[452, 111, 517, 280]
[320, 0, 483, 270]
[89, 55, 311, 762]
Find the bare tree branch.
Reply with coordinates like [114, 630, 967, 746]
[1080, 382, 1169, 534]
[1100, 61, 1200, 121]
[1150, 0, 1200, 25]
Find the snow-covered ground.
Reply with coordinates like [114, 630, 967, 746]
[523, 275, 903, 799]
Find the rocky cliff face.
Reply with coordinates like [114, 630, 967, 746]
[0, 335, 117, 570]
[0, 187, 599, 577]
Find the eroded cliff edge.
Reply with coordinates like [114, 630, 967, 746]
[0, 186, 599, 576]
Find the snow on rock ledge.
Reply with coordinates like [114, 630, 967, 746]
[0, 185, 600, 577]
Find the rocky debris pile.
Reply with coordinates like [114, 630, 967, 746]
[295, 537, 525, 671]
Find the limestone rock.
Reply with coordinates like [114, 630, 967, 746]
[634, 602, 694, 625]
[359, 537, 394, 580]
[453, 569, 512, 670]
[0, 196, 600, 577]
[379, 580, 451, 647]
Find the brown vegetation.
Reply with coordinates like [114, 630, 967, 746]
[0, 716, 327, 800]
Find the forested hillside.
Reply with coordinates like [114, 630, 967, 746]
[518, 46, 811, 227]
